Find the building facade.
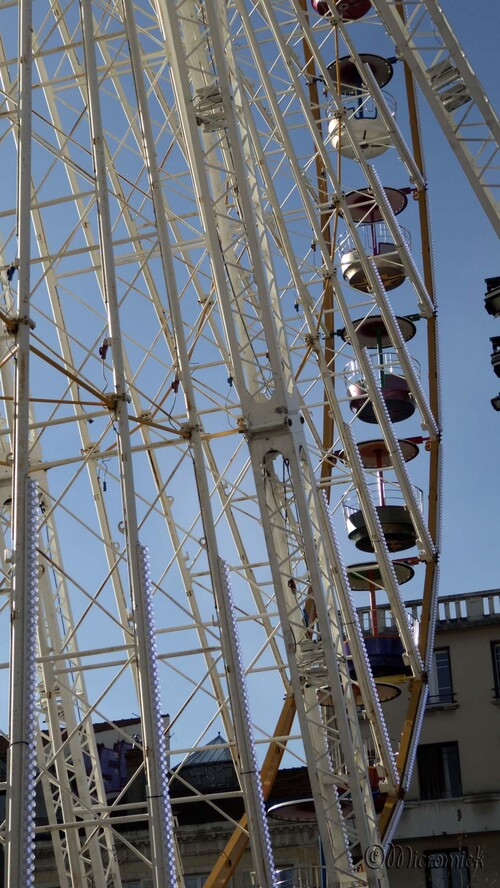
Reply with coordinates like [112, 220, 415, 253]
[384, 587, 500, 888]
[3, 588, 500, 887]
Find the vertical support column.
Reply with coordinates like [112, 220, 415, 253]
[7, 481, 39, 887]
[138, 547, 179, 886]
[6, 0, 37, 881]
[78, 0, 177, 884]
[216, 559, 277, 888]
[122, 6, 278, 882]
[249, 440, 386, 887]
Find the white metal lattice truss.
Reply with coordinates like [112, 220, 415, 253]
[0, 0, 497, 886]
[369, 0, 500, 237]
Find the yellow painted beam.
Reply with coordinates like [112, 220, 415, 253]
[203, 693, 296, 888]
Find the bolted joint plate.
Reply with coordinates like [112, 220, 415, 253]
[237, 404, 304, 439]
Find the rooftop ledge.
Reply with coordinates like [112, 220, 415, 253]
[356, 589, 500, 636]
[396, 791, 500, 839]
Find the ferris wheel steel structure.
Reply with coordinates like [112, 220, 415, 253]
[0, 0, 498, 886]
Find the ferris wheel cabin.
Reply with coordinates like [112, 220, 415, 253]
[341, 315, 418, 423]
[327, 54, 395, 159]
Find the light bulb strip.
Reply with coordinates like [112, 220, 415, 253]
[21, 479, 39, 886]
[217, 557, 277, 888]
[138, 545, 178, 885]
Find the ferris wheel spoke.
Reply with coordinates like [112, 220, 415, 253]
[4, 0, 495, 881]
[369, 0, 500, 236]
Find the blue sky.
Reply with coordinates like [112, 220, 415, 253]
[421, 0, 499, 597]
[0, 0, 496, 742]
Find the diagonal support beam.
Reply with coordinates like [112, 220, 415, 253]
[204, 693, 297, 888]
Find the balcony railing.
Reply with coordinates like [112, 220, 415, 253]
[356, 589, 500, 630]
[250, 867, 327, 888]
[427, 691, 456, 707]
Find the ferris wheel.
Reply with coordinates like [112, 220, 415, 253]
[0, 0, 498, 886]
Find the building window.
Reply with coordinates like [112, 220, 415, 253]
[425, 848, 470, 887]
[417, 742, 462, 800]
[275, 868, 296, 888]
[491, 641, 500, 698]
[246, 867, 303, 888]
[428, 648, 455, 705]
[124, 882, 154, 888]
[185, 876, 208, 888]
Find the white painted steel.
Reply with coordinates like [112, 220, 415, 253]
[369, 0, 500, 237]
[4, 0, 491, 884]
[5, 0, 37, 879]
